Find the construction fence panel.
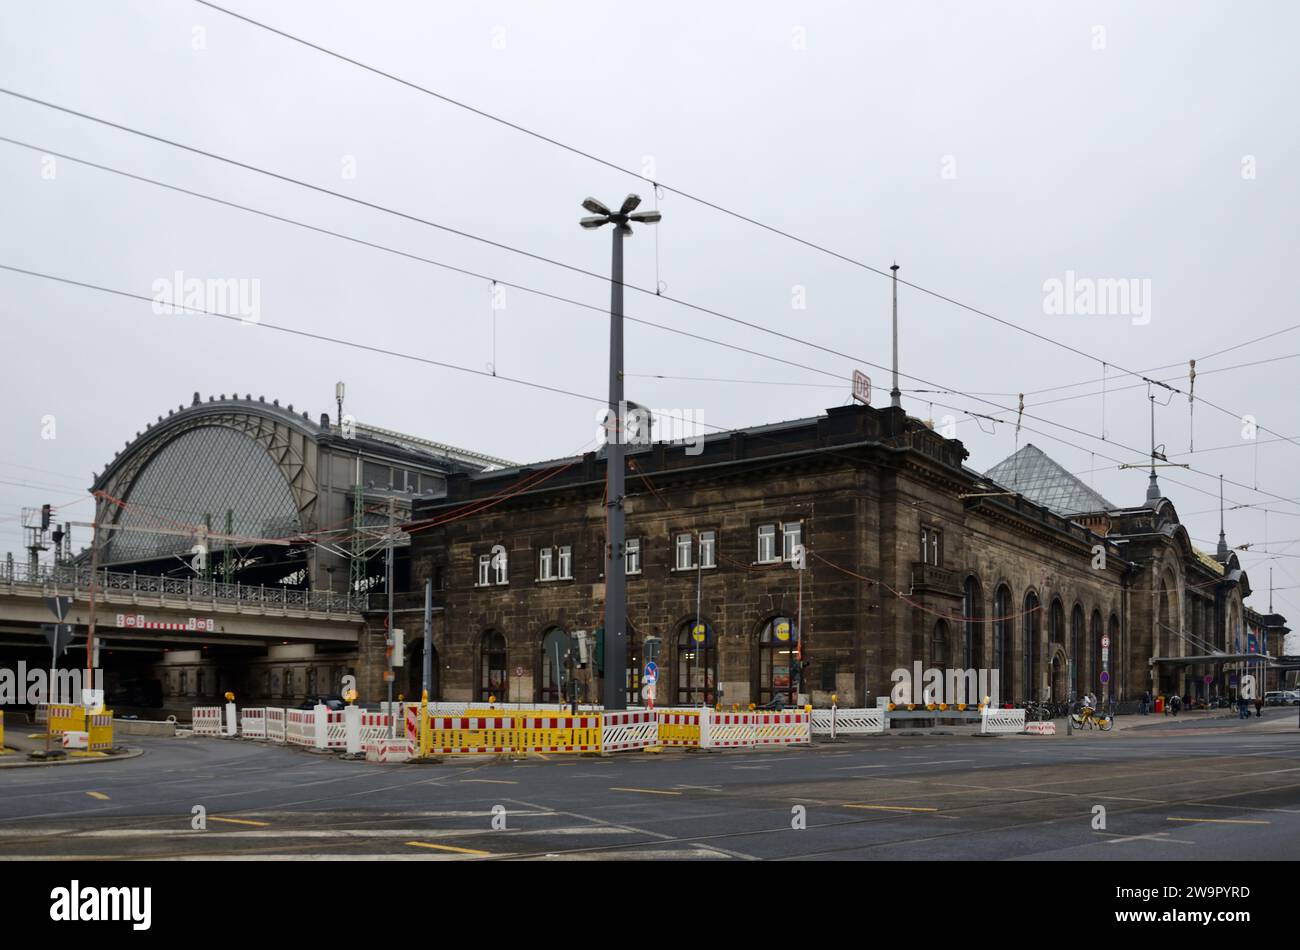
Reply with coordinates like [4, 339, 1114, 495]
[426, 716, 515, 755]
[87, 713, 114, 752]
[656, 710, 702, 748]
[515, 714, 600, 753]
[265, 707, 286, 743]
[239, 707, 267, 740]
[599, 710, 659, 752]
[980, 709, 1026, 735]
[752, 710, 812, 746]
[285, 708, 317, 747]
[48, 704, 86, 738]
[700, 711, 756, 749]
[191, 706, 222, 737]
[811, 707, 886, 736]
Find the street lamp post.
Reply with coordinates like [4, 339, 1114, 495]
[581, 195, 660, 711]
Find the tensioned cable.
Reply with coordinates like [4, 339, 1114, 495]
[180, 4, 1300, 452]
[3, 85, 1295, 458]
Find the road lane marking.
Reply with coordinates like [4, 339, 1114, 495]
[833, 764, 888, 771]
[609, 787, 681, 796]
[459, 779, 518, 785]
[85, 792, 109, 801]
[1101, 832, 1195, 846]
[209, 816, 270, 827]
[843, 804, 938, 813]
[404, 841, 491, 856]
[1167, 817, 1270, 825]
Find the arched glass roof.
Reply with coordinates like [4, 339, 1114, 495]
[105, 426, 300, 565]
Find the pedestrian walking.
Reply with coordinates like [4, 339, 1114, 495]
[1254, 696, 1264, 718]
[1141, 689, 1151, 715]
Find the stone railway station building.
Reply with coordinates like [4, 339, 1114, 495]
[408, 402, 1288, 709]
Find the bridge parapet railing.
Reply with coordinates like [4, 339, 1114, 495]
[0, 562, 366, 615]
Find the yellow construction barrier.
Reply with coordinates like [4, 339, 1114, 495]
[86, 712, 114, 753]
[415, 705, 660, 756]
[0, 709, 6, 754]
[655, 710, 702, 747]
[47, 703, 86, 738]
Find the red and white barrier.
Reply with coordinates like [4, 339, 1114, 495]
[752, 710, 812, 746]
[1024, 721, 1056, 735]
[600, 710, 659, 752]
[265, 707, 286, 743]
[191, 706, 222, 736]
[240, 707, 267, 740]
[701, 711, 756, 748]
[285, 708, 318, 748]
[426, 716, 515, 754]
[364, 736, 414, 763]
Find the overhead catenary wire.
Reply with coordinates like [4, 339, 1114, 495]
[3, 86, 1296, 463]
[172, 6, 1300, 455]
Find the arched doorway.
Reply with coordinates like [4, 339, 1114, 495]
[478, 630, 508, 702]
[756, 616, 798, 706]
[540, 626, 568, 703]
[676, 620, 716, 705]
[1050, 648, 1067, 704]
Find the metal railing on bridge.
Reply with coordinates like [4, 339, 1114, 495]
[0, 561, 366, 616]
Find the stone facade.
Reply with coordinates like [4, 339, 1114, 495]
[405, 403, 1285, 709]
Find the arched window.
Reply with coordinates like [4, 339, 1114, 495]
[963, 577, 983, 669]
[540, 627, 568, 703]
[479, 630, 508, 701]
[1024, 592, 1041, 702]
[676, 621, 717, 705]
[757, 616, 799, 706]
[1071, 604, 1085, 695]
[993, 585, 1011, 703]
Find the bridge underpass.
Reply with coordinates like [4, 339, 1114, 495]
[0, 564, 366, 719]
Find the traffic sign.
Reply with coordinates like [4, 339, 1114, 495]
[1101, 635, 1110, 649]
[42, 623, 74, 659]
[1099, 671, 1110, 684]
[45, 595, 73, 621]
[1203, 674, 1213, 685]
[643, 660, 658, 678]
[644, 670, 658, 685]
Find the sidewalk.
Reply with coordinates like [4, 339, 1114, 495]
[1, 719, 141, 768]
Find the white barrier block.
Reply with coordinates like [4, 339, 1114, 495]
[223, 702, 238, 737]
[345, 705, 361, 754]
[980, 708, 1025, 735]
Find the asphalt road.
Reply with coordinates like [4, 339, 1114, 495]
[2, 712, 1298, 860]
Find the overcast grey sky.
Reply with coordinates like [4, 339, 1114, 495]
[1, 1, 1297, 622]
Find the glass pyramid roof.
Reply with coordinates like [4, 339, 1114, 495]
[984, 444, 1114, 517]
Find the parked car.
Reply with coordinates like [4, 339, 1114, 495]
[296, 695, 346, 711]
[1264, 691, 1291, 706]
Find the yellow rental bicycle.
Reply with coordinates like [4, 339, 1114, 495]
[1070, 705, 1114, 731]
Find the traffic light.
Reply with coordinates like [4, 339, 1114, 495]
[40, 503, 51, 531]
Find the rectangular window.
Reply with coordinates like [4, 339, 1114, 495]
[477, 554, 490, 587]
[675, 533, 694, 570]
[539, 547, 554, 581]
[700, 530, 716, 569]
[921, 527, 942, 566]
[558, 545, 572, 580]
[494, 550, 509, 585]
[757, 524, 777, 563]
[626, 538, 641, 575]
[782, 522, 802, 562]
